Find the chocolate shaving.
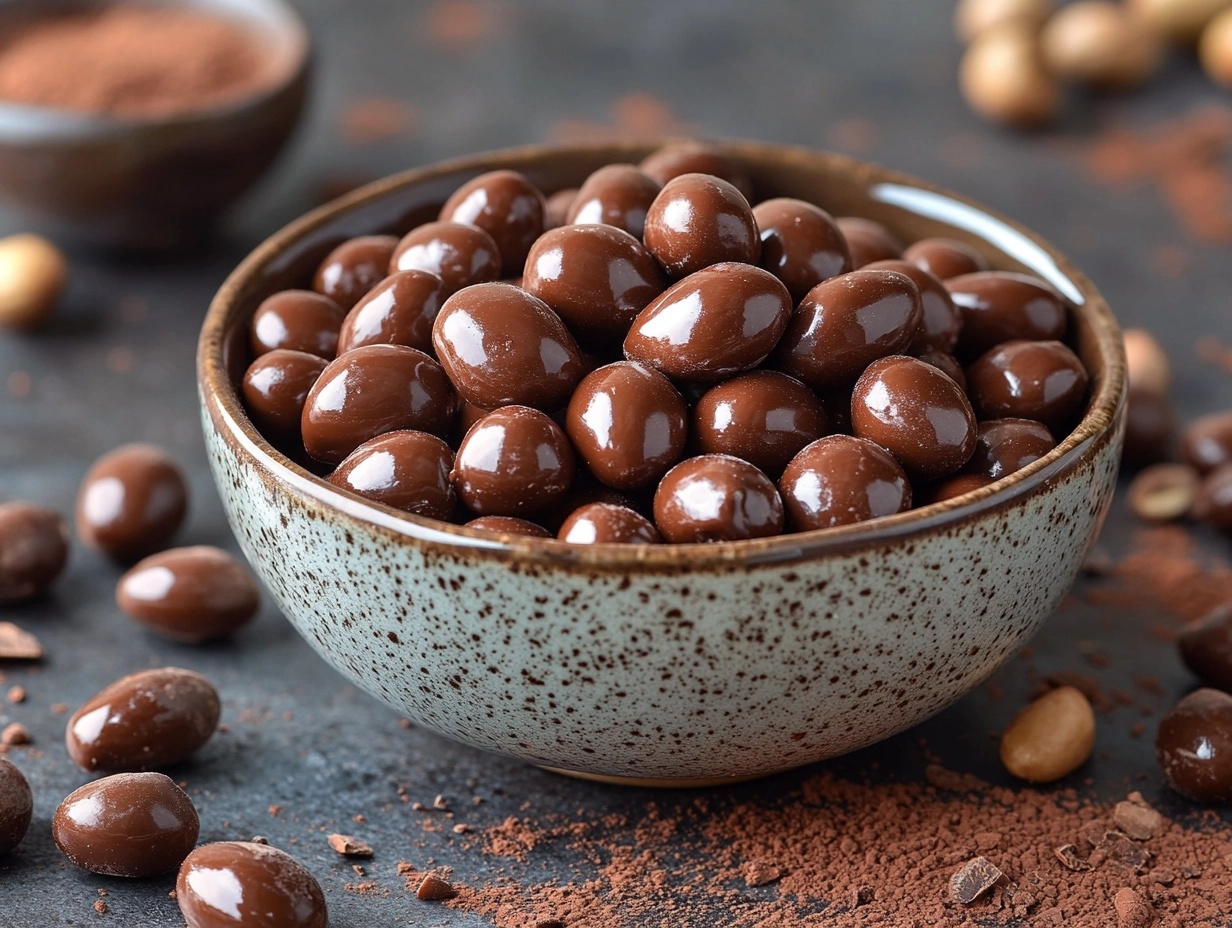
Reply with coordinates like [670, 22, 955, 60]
[0, 622, 42, 660]
[327, 834, 374, 858]
[1114, 798, 1163, 841]
[948, 856, 1003, 905]
[1055, 844, 1094, 872]
[417, 872, 458, 902]
[1100, 831, 1153, 872]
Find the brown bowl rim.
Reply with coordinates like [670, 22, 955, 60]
[199, 140, 1126, 572]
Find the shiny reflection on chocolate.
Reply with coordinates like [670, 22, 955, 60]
[1181, 411, 1232, 475]
[902, 237, 988, 280]
[753, 198, 851, 301]
[249, 290, 345, 359]
[1156, 688, 1232, 803]
[439, 169, 546, 276]
[329, 430, 455, 519]
[624, 262, 791, 381]
[967, 339, 1088, 432]
[1194, 464, 1232, 531]
[313, 235, 399, 310]
[242, 349, 328, 441]
[76, 443, 189, 562]
[523, 224, 665, 344]
[336, 270, 444, 355]
[1123, 386, 1175, 467]
[66, 667, 220, 772]
[694, 371, 828, 478]
[465, 516, 553, 538]
[653, 454, 784, 543]
[864, 259, 961, 354]
[389, 220, 501, 295]
[118, 546, 260, 643]
[779, 434, 911, 530]
[966, 418, 1055, 480]
[566, 361, 687, 491]
[177, 842, 328, 928]
[836, 217, 902, 268]
[918, 350, 967, 391]
[851, 355, 977, 479]
[544, 187, 578, 229]
[0, 502, 69, 602]
[558, 502, 661, 545]
[0, 757, 32, 855]
[774, 268, 923, 390]
[53, 773, 199, 877]
[638, 143, 754, 200]
[946, 271, 1067, 358]
[566, 164, 661, 239]
[432, 282, 583, 410]
[1178, 606, 1232, 692]
[453, 406, 575, 517]
[924, 472, 995, 504]
[643, 173, 760, 277]
[301, 344, 456, 464]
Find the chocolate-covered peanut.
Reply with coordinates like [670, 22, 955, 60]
[329, 430, 455, 519]
[558, 503, 661, 545]
[0, 757, 32, 855]
[566, 361, 687, 491]
[638, 143, 753, 200]
[389, 221, 501, 295]
[694, 371, 828, 479]
[1123, 387, 1176, 467]
[242, 349, 328, 442]
[177, 842, 328, 928]
[836, 217, 902, 268]
[566, 164, 661, 238]
[439, 169, 546, 276]
[780, 435, 912, 530]
[53, 773, 199, 877]
[852, 355, 977, 479]
[918, 350, 967, 391]
[523, 224, 665, 344]
[453, 406, 575, 517]
[250, 290, 345, 359]
[336, 270, 444, 355]
[624, 263, 791, 382]
[544, 187, 578, 229]
[902, 237, 988, 280]
[1181, 411, 1232, 475]
[864, 259, 962, 355]
[643, 174, 760, 277]
[301, 344, 457, 464]
[753, 198, 851, 301]
[1194, 463, 1232, 531]
[1178, 606, 1232, 692]
[0, 502, 69, 602]
[775, 268, 923, 389]
[925, 472, 995, 504]
[432, 282, 583, 410]
[967, 339, 1088, 432]
[946, 271, 1067, 358]
[66, 667, 221, 772]
[466, 516, 553, 537]
[76, 443, 188, 561]
[1156, 688, 1232, 803]
[117, 546, 260, 643]
[313, 235, 399, 310]
[965, 418, 1056, 480]
[653, 454, 784, 543]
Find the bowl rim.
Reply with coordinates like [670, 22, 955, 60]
[199, 140, 1126, 571]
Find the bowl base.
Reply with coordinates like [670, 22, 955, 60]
[538, 765, 778, 788]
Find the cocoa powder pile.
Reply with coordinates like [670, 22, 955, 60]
[0, 4, 275, 119]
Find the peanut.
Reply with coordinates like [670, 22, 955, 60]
[1000, 685, 1095, 782]
[1040, 1, 1164, 89]
[1127, 463, 1199, 522]
[1127, 0, 1232, 44]
[1200, 7, 1232, 85]
[1123, 328, 1171, 397]
[0, 233, 67, 330]
[960, 24, 1062, 128]
[956, 0, 1054, 42]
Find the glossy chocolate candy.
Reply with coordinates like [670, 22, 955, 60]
[566, 164, 661, 238]
[967, 339, 1089, 432]
[902, 237, 989, 280]
[389, 220, 501, 295]
[53, 773, 199, 877]
[523, 224, 665, 344]
[566, 361, 687, 491]
[851, 355, 977, 479]
[465, 516, 553, 537]
[965, 418, 1056, 480]
[638, 143, 753, 200]
[774, 268, 923, 390]
[946, 271, 1067, 358]
[0, 757, 31, 855]
[439, 169, 546, 276]
[329, 430, 455, 519]
[779, 434, 912, 530]
[1156, 688, 1232, 803]
[864, 258, 962, 355]
[301, 344, 457, 464]
[0, 502, 69, 602]
[1178, 606, 1232, 692]
[66, 667, 220, 772]
[835, 217, 902, 268]
[558, 503, 661, 544]
[624, 262, 791, 382]
[76, 443, 189, 562]
[177, 842, 328, 928]
[1181, 410, 1232, 474]
[1122, 386, 1176, 467]
[432, 282, 584, 410]
[918, 350, 967, 391]
[453, 406, 575, 517]
[1194, 464, 1232, 531]
[313, 235, 399, 310]
[694, 371, 828, 479]
[249, 290, 345, 359]
[336, 270, 445, 355]
[925, 472, 995, 504]
[752, 198, 851, 301]
[242, 349, 328, 442]
[653, 454, 784, 543]
[643, 174, 760, 278]
[117, 546, 260, 643]
[544, 187, 578, 229]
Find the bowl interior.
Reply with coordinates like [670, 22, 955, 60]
[202, 141, 1125, 568]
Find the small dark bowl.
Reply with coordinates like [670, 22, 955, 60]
[0, 0, 310, 251]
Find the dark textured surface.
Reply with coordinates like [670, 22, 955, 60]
[1, 1, 1231, 925]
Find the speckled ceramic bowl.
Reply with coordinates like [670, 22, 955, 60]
[198, 142, 1126, 785]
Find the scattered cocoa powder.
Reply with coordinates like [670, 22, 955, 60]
[339, 98, 418, 145]
[420, 0, 501, 51]
[1107, 527, 1232, 624]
